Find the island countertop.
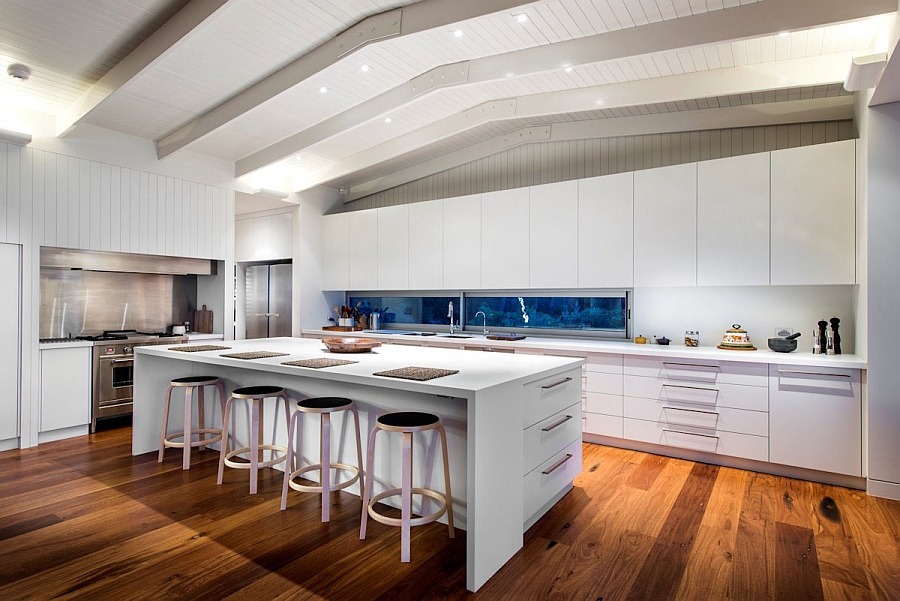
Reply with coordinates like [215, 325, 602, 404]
[135, 336, 584, 397]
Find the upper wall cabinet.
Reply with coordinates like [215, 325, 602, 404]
[409, 199, 443, 290]
[323, 213, 350, 291]
[531, 181, 578, 289]
[698, 153, 770, 286]
[349, 210, 378, 290]
[578, 173, 634, 288]
[771, 140, 856, 285]
[482, 188, 530, 289]
[235, 212, 292, 263]
[443, 194, 482, 289]
[634, 163, 697, 287]
[376, 205, 409, 290]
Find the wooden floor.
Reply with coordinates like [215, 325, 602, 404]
[1, 428, 899, 601]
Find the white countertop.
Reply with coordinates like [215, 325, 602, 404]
[39, 340, 94, 350]
[303, 329, 867, 370]
[185, 333, 224, 340]
[135, 337, 583, 396]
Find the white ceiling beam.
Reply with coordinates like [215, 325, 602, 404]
[155, 0, 537, 159]
[235, 0, 895, 178]
[292, 52, 856, 193]
[55, 0, 230, 137]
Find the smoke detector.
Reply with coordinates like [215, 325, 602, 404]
[7, 64, 31, 82]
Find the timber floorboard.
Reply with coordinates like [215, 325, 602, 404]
[0, 427, 898, 600]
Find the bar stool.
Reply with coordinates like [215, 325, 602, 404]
[360, 411, 454, 562]
[280, 397, 365, 522]
[158, 376, 226, 470]
[217, 385, 291, 494]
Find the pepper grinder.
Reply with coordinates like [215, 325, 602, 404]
[830, 316, 842, 355]
[812, 328, 823, 354]
[817, 320, 828, 354]
[826, 331, 836, 355]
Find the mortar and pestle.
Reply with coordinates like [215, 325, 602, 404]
[768, 331, 802, 353]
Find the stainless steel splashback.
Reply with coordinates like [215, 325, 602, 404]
[40, 269, 197, 338]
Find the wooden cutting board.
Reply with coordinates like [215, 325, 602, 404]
[193, 305, 214, 333]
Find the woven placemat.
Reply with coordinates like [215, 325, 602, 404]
[170, 345, 232, 352]
[372, 366, 459, 381]
[282, 358, 359, 369]
[220, 351, 290, 360]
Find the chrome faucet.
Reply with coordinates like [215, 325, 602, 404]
[448, 301, 456, 334]
[474, 311, 489, 336]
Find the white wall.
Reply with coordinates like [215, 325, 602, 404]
[0, 135, 236, 448]
[633, 285, 855, 352]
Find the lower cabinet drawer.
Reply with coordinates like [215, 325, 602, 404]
[585, 371, 623, 395]
[624, 356, 768, 387]
[523, 368, 583, 428]
[623, 417, 768, 462]
[524, 402, 582, 475]
[624, 375, 768, 412]
[584, 392, 622, 416]
[524, 439, 582, 522]
[584, 413, 623, 438]
[624, 396, 768, 437]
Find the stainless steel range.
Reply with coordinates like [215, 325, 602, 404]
[78, 330, 187, 431]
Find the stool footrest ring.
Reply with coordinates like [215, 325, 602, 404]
[287, 463, 360, 493]
[367, 487, 449, 528]
[224, 445, 288, 469]
[163, 428, 223, 449]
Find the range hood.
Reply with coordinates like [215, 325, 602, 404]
[40, 247, 217, 276]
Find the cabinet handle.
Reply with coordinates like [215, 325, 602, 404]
[542, 453, 573, 475]
[664, 428, 719, 441]
[663, 362, 719, 370]
[662, 383, 719, 393]
[777, 369, 850, 378]
[542, 415, 573, 432]
[663, 406, 718, 416]
[542, 377, 573, 390]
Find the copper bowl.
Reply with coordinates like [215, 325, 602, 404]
[322, 337, 382, 353]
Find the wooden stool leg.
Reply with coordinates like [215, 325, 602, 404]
[217, 397, 234, 485]
[158, 385, 174, 463]
[400, 431, 412, 562]
[321, 413, 332, 522]
[351, 406, 364, 494]
[197, 385, 206, 451]
[182, 386, 194, 471]
[250, 398, 261, 494]
[360, 427, 379, 540]
[281, 410, 298, 511]
[438, 425, 455, 538]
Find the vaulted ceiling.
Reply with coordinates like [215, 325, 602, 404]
[1, 0, 896, 202]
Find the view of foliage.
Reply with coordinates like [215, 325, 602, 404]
[349, 296, 457, 325]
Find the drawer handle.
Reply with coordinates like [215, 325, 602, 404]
[777, 369, 851, 378]
[663, 362, 719, 370]
[542, 415, 573, 432]
[542, 377, 573, 390]
[663, 406, 718, 417]
[664, 428, 719, 441]
[663, 383, 718, 393]
[542, 453, 573, 475]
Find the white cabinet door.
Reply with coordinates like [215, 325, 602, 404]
[530, 181, 578, 288]
[634, 163, 697, 287]
[40, 347, 92, 433]
[482, 187, 529, 288]
[270, 212, 293, 260]
[771, 140, 856, 285]
[769, 365, 861, 476]
[322, 213, 350, 291]
[376, 204, 409, 290]
[443, 194, 482, 289]
[234, 217, 253, 263]
[0, 244, 19, 441]
[409, 199, 443, 290]
[698, 153, 770, 286]
[578, 173, 634, 288]
[349, 209, 378, 290]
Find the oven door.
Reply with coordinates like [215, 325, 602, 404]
[98, 356, 134, 416]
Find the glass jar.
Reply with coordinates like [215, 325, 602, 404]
[685, 330, 699, 347]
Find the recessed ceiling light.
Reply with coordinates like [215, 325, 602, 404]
[360, 64, 370, 72]
[778, 31, 790, 37]
[384, 117, 392, 123]
[595, 99, 604, 106]
[453, 29, 464, 37]
[515, 13, 529, 23]
[319, 86, 328, 93]
[6, 63, 30, 82]
[506, 72, 515, 77]
[564, 66, 573, 73]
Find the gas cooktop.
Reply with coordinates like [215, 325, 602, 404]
[77, 330, 187, 343]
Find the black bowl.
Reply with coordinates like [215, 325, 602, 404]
[768, 337, 798, 353]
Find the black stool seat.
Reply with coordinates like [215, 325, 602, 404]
[298, 397, 352, 410]
[377, 411, 439, 429]
[171, 375, 218, 385]
[233, 385, 284, 397]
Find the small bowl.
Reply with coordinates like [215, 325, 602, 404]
[322, 337, 382, 353]
[767, 337, 798, 353]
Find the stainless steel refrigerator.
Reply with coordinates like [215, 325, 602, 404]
[244, 263, 292, 339]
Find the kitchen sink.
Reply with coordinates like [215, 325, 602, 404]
[439, 334, 474, 339]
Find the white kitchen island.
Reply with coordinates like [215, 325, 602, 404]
[133, 337, 583, 592]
